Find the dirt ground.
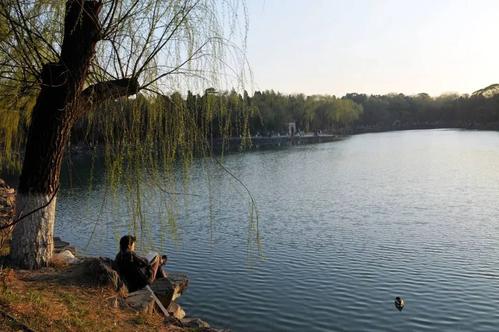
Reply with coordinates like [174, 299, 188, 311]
[0, 265, 186, 332]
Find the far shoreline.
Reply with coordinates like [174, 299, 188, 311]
[3, 125, 499, 187]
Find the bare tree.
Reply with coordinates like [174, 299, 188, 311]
[0, 0, 248, 269]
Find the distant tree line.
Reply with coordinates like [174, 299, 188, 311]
[72, 89, 365, 146]
[73, 88, 499, 146]
[9, 88, 499, 160]
[243, 90, 499, 134]
[347, 92, 499, 133]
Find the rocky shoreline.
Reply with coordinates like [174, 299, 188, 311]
[0, 179, 227, 332]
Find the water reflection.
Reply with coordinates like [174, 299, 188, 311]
[56, 129, 499, 331]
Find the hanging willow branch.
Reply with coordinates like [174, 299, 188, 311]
[0, 0, 253, 250]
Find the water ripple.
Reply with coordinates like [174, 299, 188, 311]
[55, 130, 499, 331]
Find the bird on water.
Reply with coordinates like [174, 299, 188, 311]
[394, 297, 405, 311]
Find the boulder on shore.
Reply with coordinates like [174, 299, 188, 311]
[125, 287, 156, 313]
[161, 271, 189, 302]
[83, 257, 127, 294]
[181, 317, 211, 329]
[51, 249, 79, 265]
[167, 301, 186, 319]
[126, 273, 189, 318]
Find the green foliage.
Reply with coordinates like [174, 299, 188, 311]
[248, 91, 363, 134]
[0, 0, 64, 170]
[0, 0, 254, 245]
[70, 88, 255, 237]
[0, 0, 250, 172]
[347, 92, 499, 130]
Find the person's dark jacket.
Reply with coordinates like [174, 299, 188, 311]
[115, 250, 153, 292]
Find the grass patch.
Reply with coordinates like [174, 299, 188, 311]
[0, 266, 177, 331]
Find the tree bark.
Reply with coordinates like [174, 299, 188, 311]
[78, 77, 140, 117]
[10, 193, 57, 268]
[10, 0, 103, 269]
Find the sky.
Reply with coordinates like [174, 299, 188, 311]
[245, 0, 499, 97]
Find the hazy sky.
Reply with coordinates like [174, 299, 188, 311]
[245, 0, 499, 96]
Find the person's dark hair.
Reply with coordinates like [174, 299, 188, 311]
[119, 235, 136, 252]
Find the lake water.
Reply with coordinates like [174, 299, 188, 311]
[55, 129, 499, 331]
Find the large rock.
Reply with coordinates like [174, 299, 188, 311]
[163, 271, 189, 301]
[181, 317, 210, 329]
[82, 257, 127, 293]
[125, 273, 189, 317]
[51, 249, 79, 265]
[149, 278, 174, 307]
[167, 301, 186, 320]
[125, 288, 156, 313]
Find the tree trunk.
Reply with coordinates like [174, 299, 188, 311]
[10, 193, 57, 269]
[10, 0, 102, 269]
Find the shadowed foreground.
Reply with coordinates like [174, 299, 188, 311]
[0, 265, 177, 331]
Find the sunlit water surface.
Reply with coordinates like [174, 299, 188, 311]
[55, 129, 499, 331]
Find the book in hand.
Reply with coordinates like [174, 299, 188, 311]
[145, 251, 160, 264]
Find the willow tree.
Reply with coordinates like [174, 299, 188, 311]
[0, 0, 248, 269]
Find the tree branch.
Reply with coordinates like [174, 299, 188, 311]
[78, 77, 140, 115]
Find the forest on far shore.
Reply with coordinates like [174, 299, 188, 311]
[3, 85, 499, 168]
[73, 84, 499, 143]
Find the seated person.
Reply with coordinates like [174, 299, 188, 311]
[114, 235, 167, 292]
